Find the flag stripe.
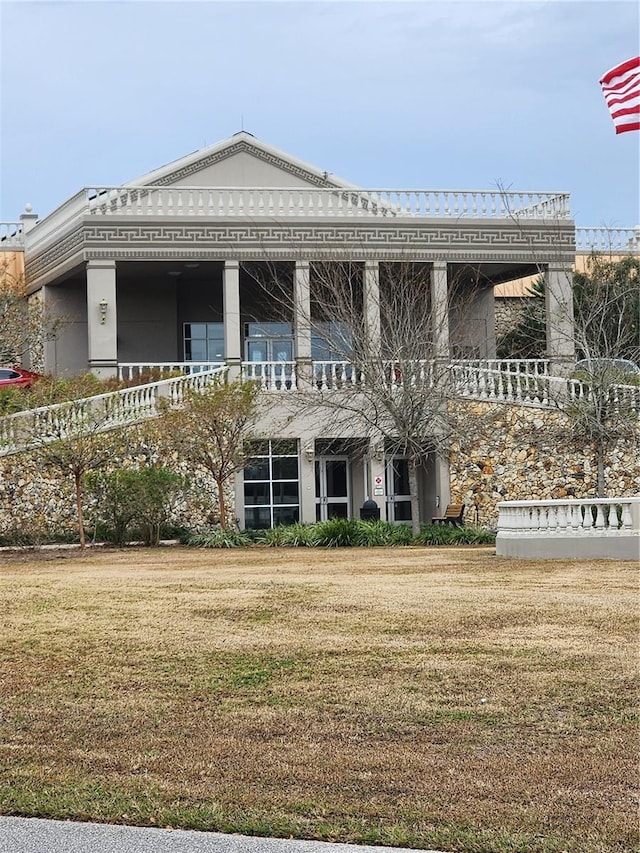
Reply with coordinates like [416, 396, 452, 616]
[600, 56, 640, 85]
[600, 56, 640, 134]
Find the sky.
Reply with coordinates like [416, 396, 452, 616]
[0, 0, 639, 227]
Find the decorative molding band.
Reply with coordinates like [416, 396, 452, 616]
[25, 222, 575, 285]
[152, 140, 342, 189]
[25, 227, 85, 282]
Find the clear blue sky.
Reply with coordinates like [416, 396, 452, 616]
[1, 0, 638, 226]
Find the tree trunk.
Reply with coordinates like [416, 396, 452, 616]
[74, 469, 86, 549]
[216, 476, 227, 529]
[408, 458, 421, 538]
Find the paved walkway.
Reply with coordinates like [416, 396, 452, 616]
[0, 817, 445, 853]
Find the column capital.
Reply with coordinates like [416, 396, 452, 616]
[224, 259, 240, 270]
[87, 259, 117, 270]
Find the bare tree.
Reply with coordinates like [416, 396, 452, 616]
[247, 258, 487, 535]
[159, 378, 259, 529]
[0, 258, 61, 370]
[27, 384, 124, 547]
[497, 252, 640, 495]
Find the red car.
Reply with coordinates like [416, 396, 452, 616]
[0, 366, 42, 388]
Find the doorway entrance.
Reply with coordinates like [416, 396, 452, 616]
[385, 457, 412, 523]
[315, 457, 350, 521]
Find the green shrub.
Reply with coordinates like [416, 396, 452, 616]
[259, 523, 320, 547]
[0, 386, 28, 415]
[313, 517, 365, 547]
[182, 520, 495, 549]
[85, 467, 188, 546]
[185, 528, 253, 548]
[417, 524, 495, 546]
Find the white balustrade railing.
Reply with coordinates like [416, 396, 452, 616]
[496, 497, 640, 560]
[0, 367, 226, 457]
[0, 222, 24, 249]
[83, 186, 571, 220]
[22, 187, 571, 245]
[497, 498, 639, 535]
[117, 362, 225, 381]
[450, 359, 550, 377]
[575, 227, 640, 254]
[313, 361, 361, 391]
[241, 361, 296, 391]
[309, 360, 639, 413]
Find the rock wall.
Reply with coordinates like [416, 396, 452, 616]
[0, 423, 229, 542]
[448, 402, 640, 527]
[1, 403, 638, 539]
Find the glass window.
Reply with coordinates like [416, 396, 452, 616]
[272, 457, 298, 480]
[244, 507, 272, 530]
[244, 458, 270, 481]
[184, 322, 224, 362]
[243, 439, 300, 529]
[244, 482, 271, 505]
[274, 507, 300, 526]
[312, 322, 352, 361]
[246, 322, 292, 338]
[272, 482, 299, 505]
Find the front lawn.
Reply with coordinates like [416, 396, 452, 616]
[0, 546, 636, 852]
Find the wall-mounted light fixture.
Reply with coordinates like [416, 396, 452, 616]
[99, 298, 108, 325]
[304, 444, 315, 463]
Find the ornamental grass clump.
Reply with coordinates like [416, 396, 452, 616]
[260, 523, 320, 547]
[186, 528, 253, 548]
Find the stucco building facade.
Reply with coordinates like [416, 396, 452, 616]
[5, 133, 584, 528]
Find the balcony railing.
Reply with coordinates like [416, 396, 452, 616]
[0, 367, 227, 457]
[81, 186, 572, 220]
[241, 361, 296, 391]
[0, 222, 24, 249]
[575, 227, 640, 254]
[1, 361, 638, 458]
[23, 186, 572, 252]
[117, 362, 225, 381]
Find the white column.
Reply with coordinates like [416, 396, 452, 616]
[431, 260, 450, 360]
[223, 260, 242, 380]
[545, 262, 575, 372]
[368, 435, 386, 518]
[299, 436, 317, 524]
[294, 261, 312, 388]
[87, 259, 117, 378]
[364, 260, 381, 355]
[434, 453, 451, 512]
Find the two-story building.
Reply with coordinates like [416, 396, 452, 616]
[3, 132, 588, 528]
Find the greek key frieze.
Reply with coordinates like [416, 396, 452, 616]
[154, 140, 339, 189]
[28, 221, 575, 284]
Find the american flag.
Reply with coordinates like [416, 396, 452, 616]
[599, 56, 640, 134]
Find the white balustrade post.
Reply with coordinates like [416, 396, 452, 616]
[223, 260, 242, 381]
[87, 259, 118, 378]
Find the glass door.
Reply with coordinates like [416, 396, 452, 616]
[385, 458, 412, 523]
[315, 457, 350, 521]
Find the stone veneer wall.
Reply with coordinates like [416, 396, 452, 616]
[0, 403, 638, 538]
[0, 423, 230, 541]
[448, 402, 640, 527]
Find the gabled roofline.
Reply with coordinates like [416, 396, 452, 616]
[126, 131, 359, 190]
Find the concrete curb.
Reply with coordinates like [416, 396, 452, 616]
[0, 817, 448, 853]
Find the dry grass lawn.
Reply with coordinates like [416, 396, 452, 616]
[0, 545, 637, 853]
